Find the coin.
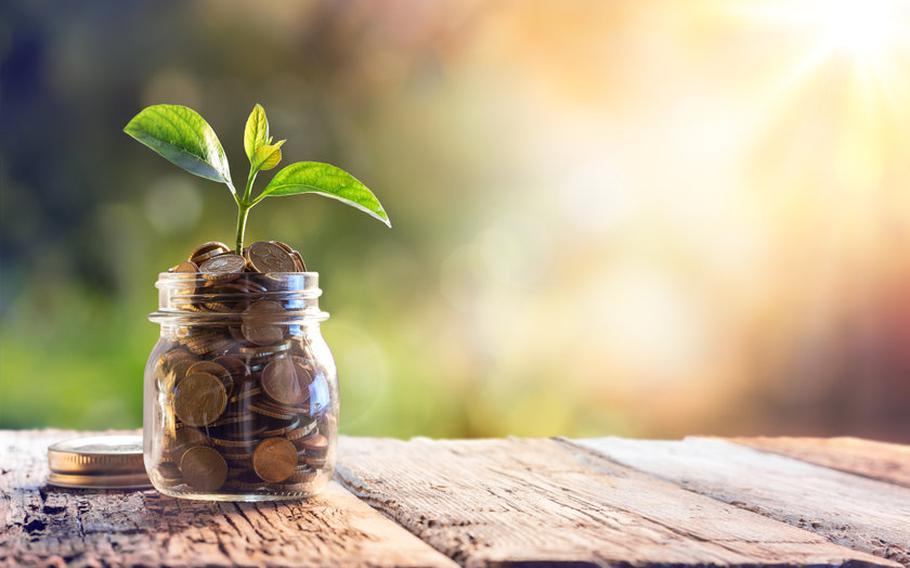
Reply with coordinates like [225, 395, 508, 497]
[246, 241, 297, 273]
[158, 352, 197, 391]
[297, 432, 328, 457]
[270, 241, 307, 272]
[261, 357, 308, 405]
[180, 446, 228, 491]
[253, 395, 310, 415]
[209, 436, 258, 450]
[249, 402, 297, 421]
[270, 481, 315, 492]
[181, 330, 221, 355]
[186, 360, 234, 394]
[287, 418, 319, 443]
[173, 372, 227, 427]
[189, 241, 231, 265]
[271, 240, 294, 254]
[301, 454, 327, 469]
[228, 385, 261, 404]
[169, 261, 199, 303]
[163, 348, 195, 368]
[262, 416, 301, 437]
[174, 425, 209, 449]
[170, 260, 198, 273]
[286, 465, 318, 484]
[212, 355, 250, 381]
[213, 422, 267, 441]
[241, 301, 286, 345]
[225, 278, 269, 294]
[156, 461, 182, 483]
[199, 253, 246, 281]
[252, 437, 298, 483]
[202, 300, 234, 312]
[237, 340, 290, 358]
[224, 479, 266, 491]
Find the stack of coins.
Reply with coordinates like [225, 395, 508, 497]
[150, 240, 332, 495]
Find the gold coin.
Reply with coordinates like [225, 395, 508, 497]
[261, 357, 308, 405]
[189, 241, 231, 265]
[199, 253, 246, 281]
[252, 437, 298, 483]
[180, 446, 228, 491]
[173, 372, 227, 427]
[241, 300, 286, 345]
[246, 241, 297, 273]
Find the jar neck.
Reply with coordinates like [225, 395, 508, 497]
[150, 272, 328, 326]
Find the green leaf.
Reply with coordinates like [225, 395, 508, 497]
[124, 104, 232, 185]
[259, 162, 391, 227]
[244, 104, 269, 161]
[252, 140, 285, 172]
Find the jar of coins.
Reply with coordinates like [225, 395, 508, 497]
[144, 241, 337, 501]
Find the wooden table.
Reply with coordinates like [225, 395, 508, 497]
[2, 431, 908, 567]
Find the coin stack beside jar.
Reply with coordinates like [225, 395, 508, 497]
[148, 240, 334, 497]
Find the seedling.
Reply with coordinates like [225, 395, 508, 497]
[124, 104, 390, 251]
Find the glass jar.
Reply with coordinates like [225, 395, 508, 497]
[143, 271, 337, 501]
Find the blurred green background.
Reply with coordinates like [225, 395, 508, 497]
[2, 1, 910, 441]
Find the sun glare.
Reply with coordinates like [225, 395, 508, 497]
[818, 0, 900, 61]
[734, 0, 909, 65]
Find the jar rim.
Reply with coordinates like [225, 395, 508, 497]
[150, 271, 328, 324]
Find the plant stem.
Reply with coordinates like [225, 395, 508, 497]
[243, 170, 258, 203]
[234, 168, 259, 252]
[235, 204, 250, 252]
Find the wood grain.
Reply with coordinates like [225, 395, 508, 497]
[573, 437, 910, 567]
[336, 436, 896, 568]
[731, 437, 910, 488]
[0, 430, 457, 568]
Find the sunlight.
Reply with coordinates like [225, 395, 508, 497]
[817, 0, 900, 61]
[732, 0, 909, 74]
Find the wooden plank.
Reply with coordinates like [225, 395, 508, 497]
[0, 430, 457, 568]
[731, 437, 910, 489]
[336, 436, 897, 568]
[573, 437, 910, 567]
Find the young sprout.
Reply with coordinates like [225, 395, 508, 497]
[125, 104, 390, 251]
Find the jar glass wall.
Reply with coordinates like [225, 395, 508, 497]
[143, 272, 337, 501]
